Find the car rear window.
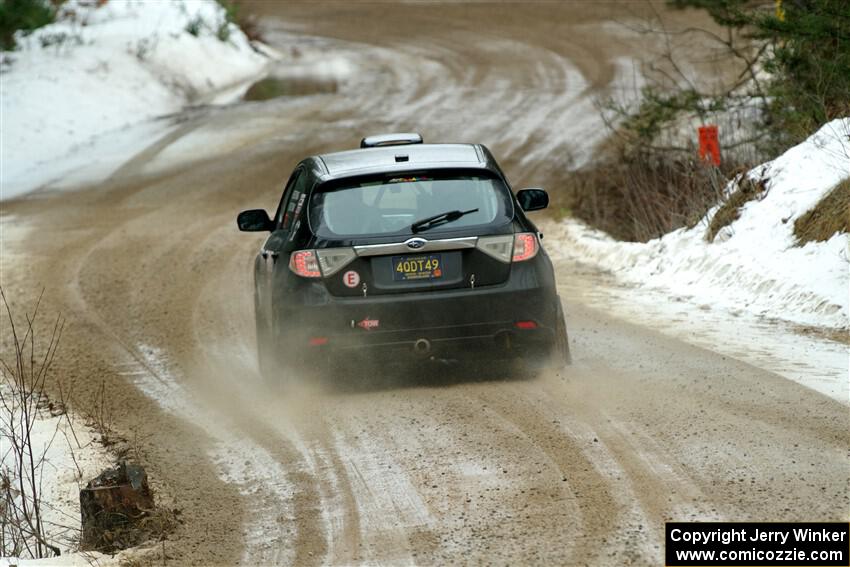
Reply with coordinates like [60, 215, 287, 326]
[309, 172, 513, 238]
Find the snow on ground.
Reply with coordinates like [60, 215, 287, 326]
[552, 118, 850, 332]
[1, 0, 273, 201]
[132, 30, 359, 177]
[0, 555, 109, 567]
[0, 386, 114, 565]
[550, 257, 848, 403]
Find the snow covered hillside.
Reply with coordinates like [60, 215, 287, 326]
[1, 0, 273, 201]
[551, 118, 850, 331]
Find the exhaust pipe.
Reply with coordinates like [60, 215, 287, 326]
[413, 338, 432, 355]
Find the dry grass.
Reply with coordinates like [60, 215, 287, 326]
[705, 175, 768, 242]
[85, 505, 177, 554]
[794, 178, 850, 244]
[549, 153, 734, 242]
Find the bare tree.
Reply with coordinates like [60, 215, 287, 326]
[598, 2, 773, 162]
[0, 288, 64, 559]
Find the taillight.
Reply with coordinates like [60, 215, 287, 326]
[289, 247, 356, 278]
[289, 250, 321, 277]
[476, 234, 514, 263]
[512, 233, 539, 262]
[476, 233, 539, 263]
[316, 248, 357, 275]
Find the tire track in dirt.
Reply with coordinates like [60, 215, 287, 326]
[98, 221, 334, 563]
[25, 155, 334, 564]
[0, 182, 250, 564]
[188, 223, 365, 565]
[469, 381, 632, 564]
[531, 366, 722, 539]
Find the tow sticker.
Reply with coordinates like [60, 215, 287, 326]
[343, 270, 360, 288]
[357, 317, 379, 330]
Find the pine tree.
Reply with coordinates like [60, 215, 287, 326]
[669, 0, 850, 147]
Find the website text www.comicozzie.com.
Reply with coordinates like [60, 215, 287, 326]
[673, 547, 843, 564]
[665, 522, 850, 566]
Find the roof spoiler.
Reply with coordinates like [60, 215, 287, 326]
[360, 133, 423, 148]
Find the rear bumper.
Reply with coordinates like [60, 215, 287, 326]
[273, 260, 559, 361]
[326, 315, 555, 359]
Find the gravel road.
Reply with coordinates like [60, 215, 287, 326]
[1, 3, 847, 565]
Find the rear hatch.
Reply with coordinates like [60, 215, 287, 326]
[307, 170, 515, 297]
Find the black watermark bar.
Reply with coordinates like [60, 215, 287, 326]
[666, 522, 850, 566]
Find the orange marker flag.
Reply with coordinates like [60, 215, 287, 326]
[698, 125, 721, 166]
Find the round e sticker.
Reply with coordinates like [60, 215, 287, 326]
[343, 270, 360, 288]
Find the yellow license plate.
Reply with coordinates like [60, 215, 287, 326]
[392, 254, 443, 281]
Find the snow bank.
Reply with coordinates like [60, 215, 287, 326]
[1, 0, 272, 200]
[551, 118, 850, 330]
[0, 390, 113, 564]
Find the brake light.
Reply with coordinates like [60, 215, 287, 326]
[515, 320, 538, 329]
[309, 337, 329, 346]
[289, 250, 321, 277]
[512, 233, 539, 262]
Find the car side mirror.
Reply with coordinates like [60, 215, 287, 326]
[237, 209, 273, 232]
[516, 188, 549, 212]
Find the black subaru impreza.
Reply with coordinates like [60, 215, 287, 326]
[237, 133, 571, 382]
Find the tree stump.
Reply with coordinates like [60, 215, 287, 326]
[80, 461, 154, 551]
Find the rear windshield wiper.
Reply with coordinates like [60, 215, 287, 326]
[411, 208, 479, 233]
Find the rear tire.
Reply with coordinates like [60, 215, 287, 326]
[522, 300, 571, 377]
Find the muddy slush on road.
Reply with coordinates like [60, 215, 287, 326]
[1, 2, 847, 565]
